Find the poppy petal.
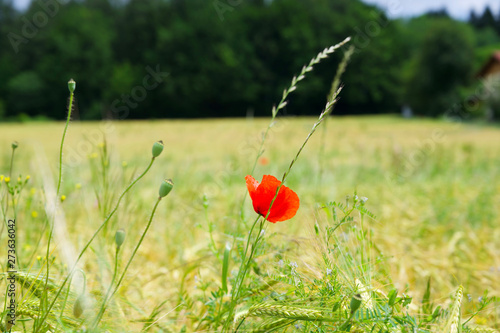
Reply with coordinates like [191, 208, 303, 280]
[245, 174, 300, 223]
[245, 175, 259, 192]
[267, 185, 299, 222]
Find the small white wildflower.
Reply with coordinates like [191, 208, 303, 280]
[326, 268, 332, 276]
[278, 260, 284, 267]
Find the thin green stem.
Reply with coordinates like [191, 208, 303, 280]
[318, 46, 354, 189]
[37, 157, 156, 330]
[8, 147, 15, 178]
[59, 269, 85, 318]
[1, 145, 18, 238]
[93, 197, 163, 329]
[93, 246, 120, 327]
[223, 217, 263, 331]
[227, 39, 351, 331]
[35, 89, 74, 333]
[56, 90, 73, 196]
[223, 86, 344, 331]
[236, 220, 265, 300]
[238, 38, 350, 220]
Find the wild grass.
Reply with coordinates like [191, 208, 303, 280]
[0, 42, 499, 332]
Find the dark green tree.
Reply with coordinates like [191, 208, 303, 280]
[477, 6, 496, 30]
[405, 19, 475, 117]
[469, 10, 479, 28]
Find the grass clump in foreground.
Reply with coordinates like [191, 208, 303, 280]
[0, 37, 499, 332]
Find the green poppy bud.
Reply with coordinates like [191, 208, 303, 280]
[152, 140, 164, 158]
[159, 179, 174, 198]
[73, 295, 85, 318]
[68, 79, 76, 93]
[350, 294, 362, 315]
[115, 229, 126, 248]
[11, 141, 18, 150]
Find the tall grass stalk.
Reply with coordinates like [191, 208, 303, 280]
[35, 79, 75, 333]
[240, 37, 351, 219]
[37, 153, 157, 331]
[318, 46, 354, 188]
[225, 39, 350, 331]
[92, 244, 120, 327]
[92, 196, 164, 328]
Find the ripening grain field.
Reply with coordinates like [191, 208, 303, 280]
[0, 116, 499, 332]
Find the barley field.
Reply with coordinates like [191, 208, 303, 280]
[1, 116, 499, 332]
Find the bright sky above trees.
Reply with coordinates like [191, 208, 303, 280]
[362, 0, 499, 19]
[11, 0, 500, 19]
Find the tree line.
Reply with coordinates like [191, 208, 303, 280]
[0, 0, 499, 120]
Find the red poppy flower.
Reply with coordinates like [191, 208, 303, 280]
[245, 175, 300, 223]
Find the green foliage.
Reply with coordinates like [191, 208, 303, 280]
[6, 71, 45, 117]
[3, 1, 500, 120]
[405, 18, 475, 117]
[0, 0, 408, 119]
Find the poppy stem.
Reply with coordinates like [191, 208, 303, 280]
[225, 216, 263, 331]
[37, 157, 157, 328]
[93, 196, 162, 328]
[239, 39, 351, 223]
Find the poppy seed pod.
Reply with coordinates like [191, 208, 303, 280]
[350, 294, 362, 315]
[159, 179, 174, 198]
[152, 140, 164, 158]
[68, 79, 76, 93]
[73, 295, 85, 318]
[115, 229, 126, 248]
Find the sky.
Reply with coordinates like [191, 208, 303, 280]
[11, 0, 500, 20]
[362, 0, 499, 19]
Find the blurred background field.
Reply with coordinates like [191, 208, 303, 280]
[1, 116, 499, 329]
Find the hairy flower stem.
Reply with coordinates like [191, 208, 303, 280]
[93, 197, 163, 329]
[224, 216, 263, 331]
[93, 246, 120, 327]
[239, 38, 351, 221]
[35, 86, 75, 333]
[37, 157, 156, 330]
[8, 145, 15, 178]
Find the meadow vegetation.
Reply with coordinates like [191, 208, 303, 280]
[0, 43, 499, 332]
[1, 112, 499, 331]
